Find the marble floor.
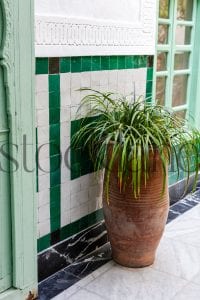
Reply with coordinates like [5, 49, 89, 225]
[52, 203, 200, 300]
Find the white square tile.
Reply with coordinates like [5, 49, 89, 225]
[70, 190, 89, 209]
[71, 90, 81, 106]
[61, 88, 71, 107]
[81, 72, 91, 88]
[35, 75, 48, 93]
[88, 198, 102, 214]
[70, 178, 81, 193]
[132, 68, 147, 82]
[61, 209, 71, 227]
[37, 143, 49, 160]
[60, 107, 71, 123]
[37, 125, 49, 144]
[61, 183, 71, 211]
[71, 73, 81, 90]
[36, 109, 49, 127]
[108, 70, 118, 86]
[38, 189, 50, 208]
[70, 202, 89, 222]
[38, 173, 50, 191]
[38, 157, 50, 176]
[36, 91, 49, 110]
[91, 71, 101, 86]
[70, 106, 79, 119]
[99, 71, 109, 86]
[38, 220, 50, 237]
[60, 164, 71, 184]
[60, 73, 71, 92]
[38, 203, 50, 223]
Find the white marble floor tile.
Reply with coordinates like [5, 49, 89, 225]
[173, 282, 200, 300]
[83, 263, 187, 300]
[69, 288, 105, 299]
[152, 237, 200, 281]
[164, 217, 200, 247]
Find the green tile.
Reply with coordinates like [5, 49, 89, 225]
[60, 57, 71, 73]
[88, 209, 104, 226]
[81, 159, 94, 176]
[50, 123, 60, 140]
[50, 185, 61, 232]
[71, 162, 81, 179]
[125, 56, 134, 69]
[51, 217, 61, 232]
[50, 154, 61, 172]
[71, 119, 82, 137]
[49, 109, 60, 124]
[36, 58, 48, 74]
[50, 139, 61, 156]
[50, 169, 61, 187]
[71, 148, 81, 165]
[78, 215, 89, 231]
[118, 56, 125, 69]
[82, 56, 92, 72]
[146, 81, 153, 94]
[109, 56, 118, 70]
[92, 56, 101, 71]
[49, 75, 60, 109]
[138, 56, 147, 68]
[101, 56, 110, 70]
[147, 68, 153, 81]
[71, 57, 82, 73]
[132, 56, 138, 68]
[37, 234, 51, 252]
[50, 196, 61, 216]
[60, 224, 71, 240]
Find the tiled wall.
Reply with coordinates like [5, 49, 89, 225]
[36, 55, 154, 252]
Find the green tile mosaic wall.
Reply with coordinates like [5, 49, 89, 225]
[36, 54, 154, 252]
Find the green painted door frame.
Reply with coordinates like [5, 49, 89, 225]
[0, 0, 37, 299]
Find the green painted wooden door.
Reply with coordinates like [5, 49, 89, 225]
[0, 4, 12, 293]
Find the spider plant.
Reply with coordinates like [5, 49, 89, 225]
[72, 89, 200, 201]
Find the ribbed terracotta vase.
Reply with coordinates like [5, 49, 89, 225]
[103, 150, 169, 267]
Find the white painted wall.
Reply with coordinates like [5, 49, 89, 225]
[35, 0, 157, 57]
[35, 0, 141, 23]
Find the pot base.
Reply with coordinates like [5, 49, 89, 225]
[113, 254, 155, 268]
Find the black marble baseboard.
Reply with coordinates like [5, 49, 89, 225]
[38, 179, 200, 300]
[38, 221, 108, 282]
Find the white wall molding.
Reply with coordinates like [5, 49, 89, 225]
[35, 0, 156, 57]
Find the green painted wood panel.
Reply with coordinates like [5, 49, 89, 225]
[0, 66, 12, 292]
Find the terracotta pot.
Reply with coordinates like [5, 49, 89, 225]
[103, 150, 169, 267]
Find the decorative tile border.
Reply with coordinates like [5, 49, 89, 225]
[36, 55, 149, 75]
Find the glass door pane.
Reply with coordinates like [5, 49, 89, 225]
[172, 75, 188, 107]
[174, 52, 190, 70]
[177, 0, 194, 20]
[175, 25, 192, 45]
[158, 24, 169, 44]
[156, 77, 167, 105]
[157, 52, 168, 71]
[159, 0, 170, 18]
